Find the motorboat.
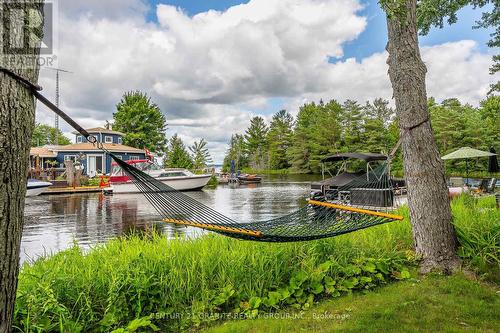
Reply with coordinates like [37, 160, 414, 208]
[104, 159, 212, 194]
[26, 179, 52, 196]
[237, 173, 262, 184]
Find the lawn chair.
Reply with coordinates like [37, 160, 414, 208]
[476, 179, 490, 192]
[486, 178, 497, 193]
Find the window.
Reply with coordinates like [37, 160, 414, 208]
[105, 136, 113, 143]
[117, 137, 123, 144]
[64, 155, 77, 162]
[130, 156, 139, 160]
[159, 171, 187, 177]
[77, 136, 83, 143]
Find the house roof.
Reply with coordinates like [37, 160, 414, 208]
[71, 127, 124, 136]
[30, 146, 58, 158]
[56, 143, 144, 153]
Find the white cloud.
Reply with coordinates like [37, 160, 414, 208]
[422, 40, 495, 103]
[35, 0, 497, 163]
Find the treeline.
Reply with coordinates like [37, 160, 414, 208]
[223, 96, 499, 174]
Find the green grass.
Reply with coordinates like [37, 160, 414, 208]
[206, 272, 500, 333]
[13, 195, 499, 332]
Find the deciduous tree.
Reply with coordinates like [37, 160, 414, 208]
[31, 123, 71, 146]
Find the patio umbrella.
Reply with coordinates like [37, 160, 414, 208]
[489, 147, 499, 173]
[442, 147, 497, 185]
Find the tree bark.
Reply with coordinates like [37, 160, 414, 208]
[385, 0, 460, 273]
[0, 1, 42, 331]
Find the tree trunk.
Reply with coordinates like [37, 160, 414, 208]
[0, 2, 42, 331]
[385, 0, 460, 273]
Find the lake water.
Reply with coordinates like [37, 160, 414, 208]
[22, 174, 321, 263]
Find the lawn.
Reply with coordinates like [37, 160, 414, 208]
[12, 194, 499, 332]
[206, 272, 500, 333]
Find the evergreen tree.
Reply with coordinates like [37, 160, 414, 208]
[189, 138, 213, 170]
[312, 100, 344, 156]
[244, 116, 268, 169]
[267, 110, 294, 170]
[164, 134, 193, 169]
[341, 100, 364, 151]
[362, 99, 395, 153]
[113, 91, 168, 154]
[364, 98, 394, 127]
[289, 103, 318, 173]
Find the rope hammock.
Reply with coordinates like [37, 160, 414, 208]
[110, 154, 403, 242]
[0, 66, 404, 242]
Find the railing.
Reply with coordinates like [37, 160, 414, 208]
[28, 167, 66, 181]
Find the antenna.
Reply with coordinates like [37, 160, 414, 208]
[43, 67, 73, 145]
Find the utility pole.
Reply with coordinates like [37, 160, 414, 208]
[44, 67, 72, 145]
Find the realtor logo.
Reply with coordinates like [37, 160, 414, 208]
[0, 0, 58, 68]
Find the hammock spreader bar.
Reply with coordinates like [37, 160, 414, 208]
[308, 200, 404, 220]
[163, 218, 264, 237]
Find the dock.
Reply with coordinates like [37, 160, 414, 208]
[43, 186, 104, 195]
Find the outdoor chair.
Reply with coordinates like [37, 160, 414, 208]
[486, 178, 497, 193]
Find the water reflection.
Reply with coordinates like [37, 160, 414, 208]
[22, 175, 319, 263]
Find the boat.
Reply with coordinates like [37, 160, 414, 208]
[26, 179, 52, 196]
[104, 159, 212, 194]
[237, 173, 262, 184]
[310, 153, 404, 208]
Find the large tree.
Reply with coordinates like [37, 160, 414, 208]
[31, 123, 71, 146]
[0, 1, 43, 330]
[113, 91, 168, 154]
[382, 0, 460, 273]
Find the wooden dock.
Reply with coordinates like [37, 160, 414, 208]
[43, 186, 104, 195]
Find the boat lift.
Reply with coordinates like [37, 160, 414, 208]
[311, 152, 406, 210]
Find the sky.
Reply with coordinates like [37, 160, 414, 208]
[35, 0, 499, 163]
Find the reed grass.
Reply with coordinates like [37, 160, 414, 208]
[13, 194, 499, 332]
